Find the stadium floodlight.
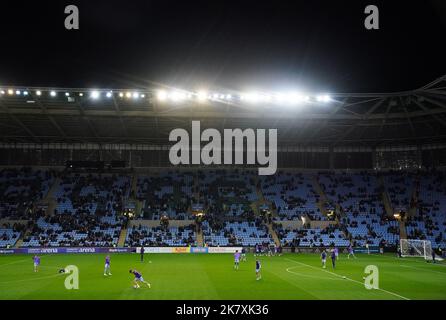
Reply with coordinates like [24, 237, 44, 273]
[36, 90, 42, 96]
[197, 90, 208, 101]
[8, 89, 14, 95]
[317, 94, 331, 103]
[50, 91, 57, 97]
[0, 90, 4, 95]
[244, 92, 261, 103]
[65, 92, 70, 97]
[226, 94, 232, 100]
[90, 90, 100, 99]
[106, 91, 112, 98]
[15, 90, 21, 95]
[157, 90, 167, 101]
[125, 92, 132, 98]
[79, 93, 84, 97]
[23, 91, 29, 96]
[283, 92, 307, 104]
[118, 92, 123, 98]
[141, 94, 146, 98]
[212, 93, 219, 100]
[170, 91, 186, 102]
[132, 92, 139, 99]
[275, 93, 285, 103]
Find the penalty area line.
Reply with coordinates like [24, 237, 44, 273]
[285, 258, 410, 300]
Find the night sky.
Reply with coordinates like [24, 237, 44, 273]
[0, 0, 445, 93]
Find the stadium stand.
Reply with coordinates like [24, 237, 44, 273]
[407, 170, 446, 248]
[198, 169, 257, 217]
[203, 219, 273, 246]
[125, 224, 196, 247]
[0, 228, 20, 247]
[319, 171, 399, 246]
[260, 171, 323, 220]
[0, 168, 54, 220]
[20, 173, 129, 247]
[0, 167, 445, 250]
[275, 224, 350, 247]
[136, 171, 194, 220]
[383, 171, 416, 211]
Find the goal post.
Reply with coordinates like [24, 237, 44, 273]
[400, 239, 432, 260]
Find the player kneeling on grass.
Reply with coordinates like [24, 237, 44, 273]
[129, 269, 151, 289]
[33, 255, 40, 273]
[321, 249, 327, 268]
[234, 250, 241, 270]
[104, 255, 112, 276]
[255, 259, 262, 281]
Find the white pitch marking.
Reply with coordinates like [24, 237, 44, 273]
[286, 265, 344, 281]
[0, 273, 64, 285]
[285, 258, 410, 300]
[399, 264, 446, 276]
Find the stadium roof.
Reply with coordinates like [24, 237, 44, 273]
[1, 75, 446, 147]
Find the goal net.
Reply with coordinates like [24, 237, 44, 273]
[400, 239, 432, 260]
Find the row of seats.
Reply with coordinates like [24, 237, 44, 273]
[261, 172, 323, 220]
[203, 220, 273, 246]
[126, 224, 196, 247]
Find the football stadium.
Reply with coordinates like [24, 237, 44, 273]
[1, 0, 446, 304]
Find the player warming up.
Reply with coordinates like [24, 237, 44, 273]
[33, 255, 40, 273]
[331, 249, 336, 269]
[129, 269, 151, 289]
[140, 247, 145, 262]
[255, 259, 262, 281]
[104, 255, 112, 276]
[241, 248, 247, 262]
[234, 250, 241, 270]
[321, 249, 327, 268]
[347, 245, 356, 259]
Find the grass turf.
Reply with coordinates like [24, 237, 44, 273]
[0, 253, 445, 300]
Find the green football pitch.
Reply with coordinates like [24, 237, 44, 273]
[0, 253, 445, 300]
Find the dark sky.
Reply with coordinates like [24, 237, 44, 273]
[0, 0, 445, 93]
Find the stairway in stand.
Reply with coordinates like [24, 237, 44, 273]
[379, 176, 395, 218]
[13, 238, 23, 248]
[312, 176, 331, 219]
[196, 225, 204, 247]
[266, 222, 281, 247]
[399, 220, 407, 242]
[118, 227, 128, 247]
[41, 177, 61, 216]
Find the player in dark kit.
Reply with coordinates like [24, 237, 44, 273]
[321, 250, 327, 268]
[255, 259, 262, 280]
[140, 247, 145, 262]
[331, 250, 336, 269]
[241, 248, 247, 262]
